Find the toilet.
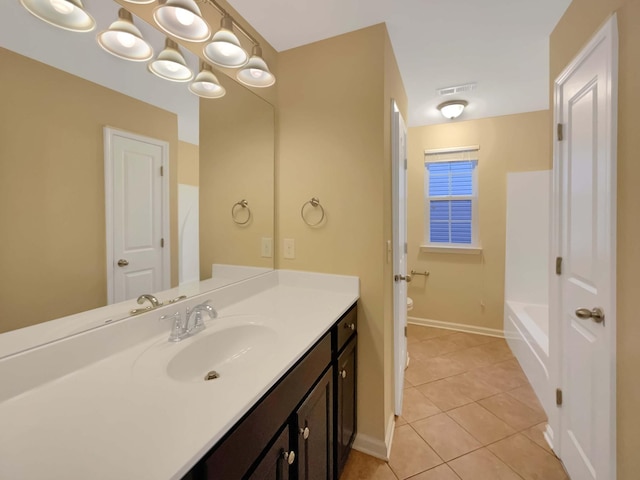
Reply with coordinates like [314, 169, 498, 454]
[407, 297, 413, 312]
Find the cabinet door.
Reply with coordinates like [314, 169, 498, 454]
[296, 369, 333, 480]
[336, 338, 357, 477]
[247, 427, 291, 480]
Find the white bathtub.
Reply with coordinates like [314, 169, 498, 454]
[504, 301, 550, 417]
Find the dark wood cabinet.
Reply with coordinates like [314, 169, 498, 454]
[335, 336, 357, 478]
[296, 369, 333, 480]
[184, 304, 356, 480]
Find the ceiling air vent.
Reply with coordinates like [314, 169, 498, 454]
[437, 82, 477, 96]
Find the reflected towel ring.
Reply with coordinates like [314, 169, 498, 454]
[301, 197, 325, 227]
[232, 199, 251, 225]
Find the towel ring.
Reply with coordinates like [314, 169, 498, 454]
[301, 197, 325, 227]
[232, 199, 251, 225]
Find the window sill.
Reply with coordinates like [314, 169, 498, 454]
[420, 245, 483, 255]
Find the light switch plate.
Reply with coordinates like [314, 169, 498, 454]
[283, 238, 295, 259]
[261, 237, 273, 258]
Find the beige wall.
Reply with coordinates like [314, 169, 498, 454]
[199, 80, 275, 277]
[551, 1, 640, 477]
[178, 141, 199, 187]
[277, 23, 406, 447]
[407, 111, 551, 331]
[0, 48, 179, 333]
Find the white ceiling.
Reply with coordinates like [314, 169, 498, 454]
[227, 0, 572, 126]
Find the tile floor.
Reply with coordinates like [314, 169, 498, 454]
[340, 325, 569, 480]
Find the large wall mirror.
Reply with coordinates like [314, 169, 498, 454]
[0, 1, 275, 341]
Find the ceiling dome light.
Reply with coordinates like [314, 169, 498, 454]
[148, 38, 193, 82]
[121, 1, 155, 3]
[204, 15, 248, 68]
[437, 100, 468, 119]
[97, 9, 153, 62]
[153, 0, 210, 42]
[236, 45, 275, 88]
[20, 0, 95, 32]
[189, 63, 226, 99]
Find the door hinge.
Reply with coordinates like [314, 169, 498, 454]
[404, 326, 407, 337]
[404, 158, 407, 170]
[555, 256, 562, 275]
[557, 123, 564, 141]
[160, 238, 165, 248]
[160, 165, 164, 176]
[556, 388, 563, 406]
[404, 242, 408, 254]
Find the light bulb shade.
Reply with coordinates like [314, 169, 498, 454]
[153, 0, 210, 42]
[236, 46, 275, 88]
[20, 0, 95, 32]
[203, 16, 248, 68]
[121, 1, 154, 3]
[189, 65, 226, 99]
[97, 9, 153, 62]
[148, 39, 193, 82]
[437, 100, 468, 119]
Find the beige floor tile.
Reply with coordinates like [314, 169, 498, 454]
[409, 337, 463, 362]
[405, 377, 414, 389]
[488, 434, 569, 480]
[447, 403, 515, 445]
[388, 425, 443, 479]
[447, 332, 499, 349]
[405, 356, 467, 386]
[521, 423, 553, 454]
[441, 346, 496, 370]
[408, 464, 461, 480]
[507, 384, 546, 416]
[416, 379, 474, 411]
[408, 325, 455, 341]
[340, 450, 398, 480]
[448, 448, 522, 480]
[479, 393, 547, 431]
[473, 340, 515, 364]
[444, 372, 502, 401]
[412, 413, 481, 462]
[473, 360, 529, 392]
[396, 415, 407, 426]
[402, 388, 441, 422]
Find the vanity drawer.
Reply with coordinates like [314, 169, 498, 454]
[335, 304, 357, 353]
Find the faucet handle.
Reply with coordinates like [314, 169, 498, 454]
[160, 311, 184, 342]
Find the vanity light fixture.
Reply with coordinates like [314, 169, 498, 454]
[97, 9, 153, 62]
[204, 15, 249, 68]
[236, 45, 275, 88]
[148, 38, 194, 82]
[189, 63, 226, 98]
[20, 0, 96, 32]
[153, 0, 211, 42]
[437, 100, 468, 119]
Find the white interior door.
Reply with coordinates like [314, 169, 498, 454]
[554, 15, 617, 480]
[104, 128, 170, 304]
[392, 101, 409, 416]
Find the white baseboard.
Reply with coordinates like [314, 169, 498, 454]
[408, 316, 505, 338]
[352, 413, 396, 461]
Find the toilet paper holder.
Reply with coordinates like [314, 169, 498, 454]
[410, 269, 430, 277]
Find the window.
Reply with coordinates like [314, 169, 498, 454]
[423, 147, 480, 252]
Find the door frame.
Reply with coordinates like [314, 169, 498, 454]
[550, 14, 617, 479]
[103, 127, 171, 304]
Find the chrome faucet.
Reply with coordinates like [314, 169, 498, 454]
[160, 300, 216, 342]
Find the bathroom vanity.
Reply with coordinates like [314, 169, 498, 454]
[0, 271, 359, 480]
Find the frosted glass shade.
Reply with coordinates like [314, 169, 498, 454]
[20, 0, 95, 32]
[153, 0, 210, 42]
[97, 9, 153, 62]
[189, 66, 226, 99]
[438, 100, 468, 119]
[204, 16, 248, 68]
[148, 39, 193, 82]
[236, 46, 275, 88]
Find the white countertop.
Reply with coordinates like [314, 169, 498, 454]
[0, 270, 359, 480]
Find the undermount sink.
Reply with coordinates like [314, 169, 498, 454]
[167, 323, 277, 382]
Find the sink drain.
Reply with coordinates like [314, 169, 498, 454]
[204, 370, 220, 381]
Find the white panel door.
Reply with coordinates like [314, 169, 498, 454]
[392, 102, 409, 416]
[555, 15, 617, 480]
[105, 128, 169, 303]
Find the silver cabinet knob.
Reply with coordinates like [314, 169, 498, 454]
[300, 426, 310, 439]
[394, 274, 412, 283]
[283, 450, 296, 465]
[117, 259, 129, 267]
[340, 369, 347, 379]
[344, 322, 355, 331]
[575, 307, 605, 324]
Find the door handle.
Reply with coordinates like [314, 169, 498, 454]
[575, 307, 605, 324]
[394, 274, 412, 283]
[117, 259, 129, 267]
